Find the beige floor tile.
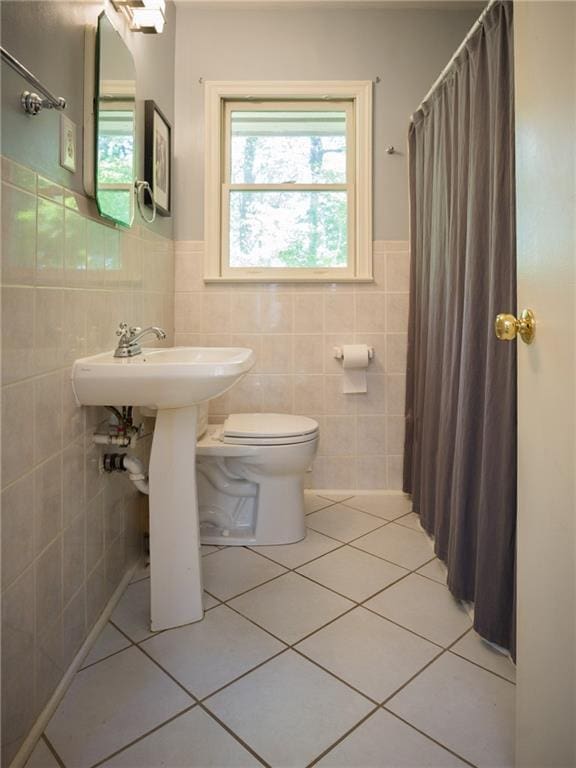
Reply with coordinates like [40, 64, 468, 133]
[81, 623, 131, 669]
[318, 493, 354, 502]
[24, 739, 60, 768]
[45, 647, 192, 768]
[394, 511, 423, 530]
[205, 650, 373, 767]
[304, 493, 336, 514]
[202, 548, 286, 601]
[102, 707, 261, 767]
[317, 708, 467, 767]
[365, 574, 471, 647]
[203, 592, 220, 610]
[451, 631, 516, 683]
[417, 557, 448, 585]
[297, 546, 409, 602]
[306, 504, 385, 543]
[344, 493, 412, 520]
[387, 653, 515, 768]
[296, 607, 438, 702]
[250, 529, 342, 569]
[201, 545, 221, 556]
[111, 580, 217, 642]
[229, 572, 354, 644]
[141, 605, 285, 698]
[353, 523, 434, 569]
[110, 580, 155, 643]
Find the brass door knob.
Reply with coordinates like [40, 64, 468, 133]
[495, 308, 536, 344]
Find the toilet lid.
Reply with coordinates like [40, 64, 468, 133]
[223, 413, 319, 445]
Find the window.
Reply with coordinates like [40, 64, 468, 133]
[204, 82, 373, 282]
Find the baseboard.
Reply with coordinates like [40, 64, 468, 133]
[10, 562, 139, 768]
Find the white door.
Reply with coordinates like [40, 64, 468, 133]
[513, 2, 575, 766]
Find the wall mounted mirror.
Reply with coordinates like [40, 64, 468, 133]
[85, 12, 136, 227]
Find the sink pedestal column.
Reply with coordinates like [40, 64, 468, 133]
[148, 404, 203, 631]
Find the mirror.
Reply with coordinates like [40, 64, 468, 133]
[94, 13, 136, 227]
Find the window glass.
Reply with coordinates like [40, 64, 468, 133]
[230, 110, 347, 184]
[229, 190, 347, 268]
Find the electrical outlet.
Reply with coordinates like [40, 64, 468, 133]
[60, 114, 77, 172]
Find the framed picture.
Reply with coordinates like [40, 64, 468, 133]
[144, 100, 171, 217]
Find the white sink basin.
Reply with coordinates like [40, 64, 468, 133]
[72, 346, 255, 409]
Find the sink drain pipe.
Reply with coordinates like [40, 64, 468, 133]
[102, 453, 149, 495]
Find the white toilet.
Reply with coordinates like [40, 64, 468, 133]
[196, 404, 319, 546]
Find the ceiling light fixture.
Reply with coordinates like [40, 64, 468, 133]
[112, 0, 166, 34]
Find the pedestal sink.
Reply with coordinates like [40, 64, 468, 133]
[72, 347, 255, 631]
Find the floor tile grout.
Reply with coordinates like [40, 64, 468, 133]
[42, 735, 66, 768]
[305, 705, 381, 768]
[380, 709, 479, 768]
[37, 494, 514, 768]
[87, 703, 198, 768]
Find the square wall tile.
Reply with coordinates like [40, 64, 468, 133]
[2, 287, 35, 384]
[36, 198, 64, 286]
[1, 182, 36, 286]
[2, 380, 35, 487]
[294, 293, 324, 333]
[325, 293, 355, 333]
[356, 293, 386, 333]
[1, 475, 34, 588]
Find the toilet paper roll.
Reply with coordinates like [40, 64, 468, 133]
[341, 344, 370, 393]
[341, 345, 370, 369]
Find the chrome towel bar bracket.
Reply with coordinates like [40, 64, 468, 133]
[1, 46, 66, 115]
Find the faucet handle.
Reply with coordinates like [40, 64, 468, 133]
[129, 326, 141, 336]
[116, 322, 129, 338]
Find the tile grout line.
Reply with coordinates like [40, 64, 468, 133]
[305, 705, 381, 768]
[38, 496, 511, 768]
[41, 734, 66, 768]
[381, 709, 479, 768]
[87, 703, 198, 768]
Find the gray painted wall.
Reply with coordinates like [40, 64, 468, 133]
[173, 6, 478, 241]
[1, 0, 176, 237]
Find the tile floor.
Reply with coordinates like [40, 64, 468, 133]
[26, 493, 516, 768]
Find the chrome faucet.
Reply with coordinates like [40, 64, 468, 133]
[114, 322, 167, 358]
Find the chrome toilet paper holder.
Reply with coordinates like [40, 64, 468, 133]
[333, 346, 375, 361]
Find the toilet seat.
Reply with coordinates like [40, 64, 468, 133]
[221, 413, 319, 446]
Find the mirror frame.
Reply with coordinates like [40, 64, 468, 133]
[85, 12, 136, 228]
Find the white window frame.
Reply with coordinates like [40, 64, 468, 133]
[204, 81, 373, 283]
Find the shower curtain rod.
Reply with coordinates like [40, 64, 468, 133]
[410, 0, 499, 120]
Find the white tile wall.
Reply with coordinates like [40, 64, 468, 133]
[174, 240, 409, 490]
[0, 157, 175, 765]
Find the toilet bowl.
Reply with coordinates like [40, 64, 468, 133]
[196, 407, 319, 546]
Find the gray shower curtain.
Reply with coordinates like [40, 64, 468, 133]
[404, 0, 517, 654]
